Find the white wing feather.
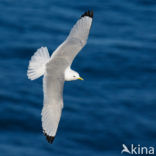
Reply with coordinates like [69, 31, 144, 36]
[67, 16, 92, 45]
[51, 15, 93, 65]
[41, 63, 65, 143]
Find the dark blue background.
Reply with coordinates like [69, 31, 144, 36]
[0, 0, 156, 155]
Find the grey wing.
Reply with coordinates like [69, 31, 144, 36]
[41, 59, 66, 144]
[51, 11, 93, 66]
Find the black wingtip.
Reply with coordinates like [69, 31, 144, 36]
[43, 130, 55, 144]
[81, 10, 93, 18]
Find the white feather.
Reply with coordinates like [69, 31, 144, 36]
[27, 47, 50, 80]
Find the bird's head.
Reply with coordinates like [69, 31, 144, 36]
[65, 68, 83, 81]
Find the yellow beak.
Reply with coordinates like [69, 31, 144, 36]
[78, 77, 84, 80]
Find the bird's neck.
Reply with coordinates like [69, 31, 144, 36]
[64, 66, 75, 81]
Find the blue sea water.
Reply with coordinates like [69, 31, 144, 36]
[0, 0, 156, 155]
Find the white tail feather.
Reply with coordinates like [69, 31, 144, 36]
[27, 47, 50, 80]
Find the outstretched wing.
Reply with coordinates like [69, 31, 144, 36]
[51, 10, 93, 66]
[41, 76, 63, 144]
[41, 57, 68, 144]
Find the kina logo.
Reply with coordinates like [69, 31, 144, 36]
[121, 144, 154, 155]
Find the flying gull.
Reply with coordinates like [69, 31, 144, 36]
[27, 10, 93, 143]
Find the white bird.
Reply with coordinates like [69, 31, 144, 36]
[27, 10, 93, 143]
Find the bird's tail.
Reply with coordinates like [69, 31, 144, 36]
[27, 47, 50, 80]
